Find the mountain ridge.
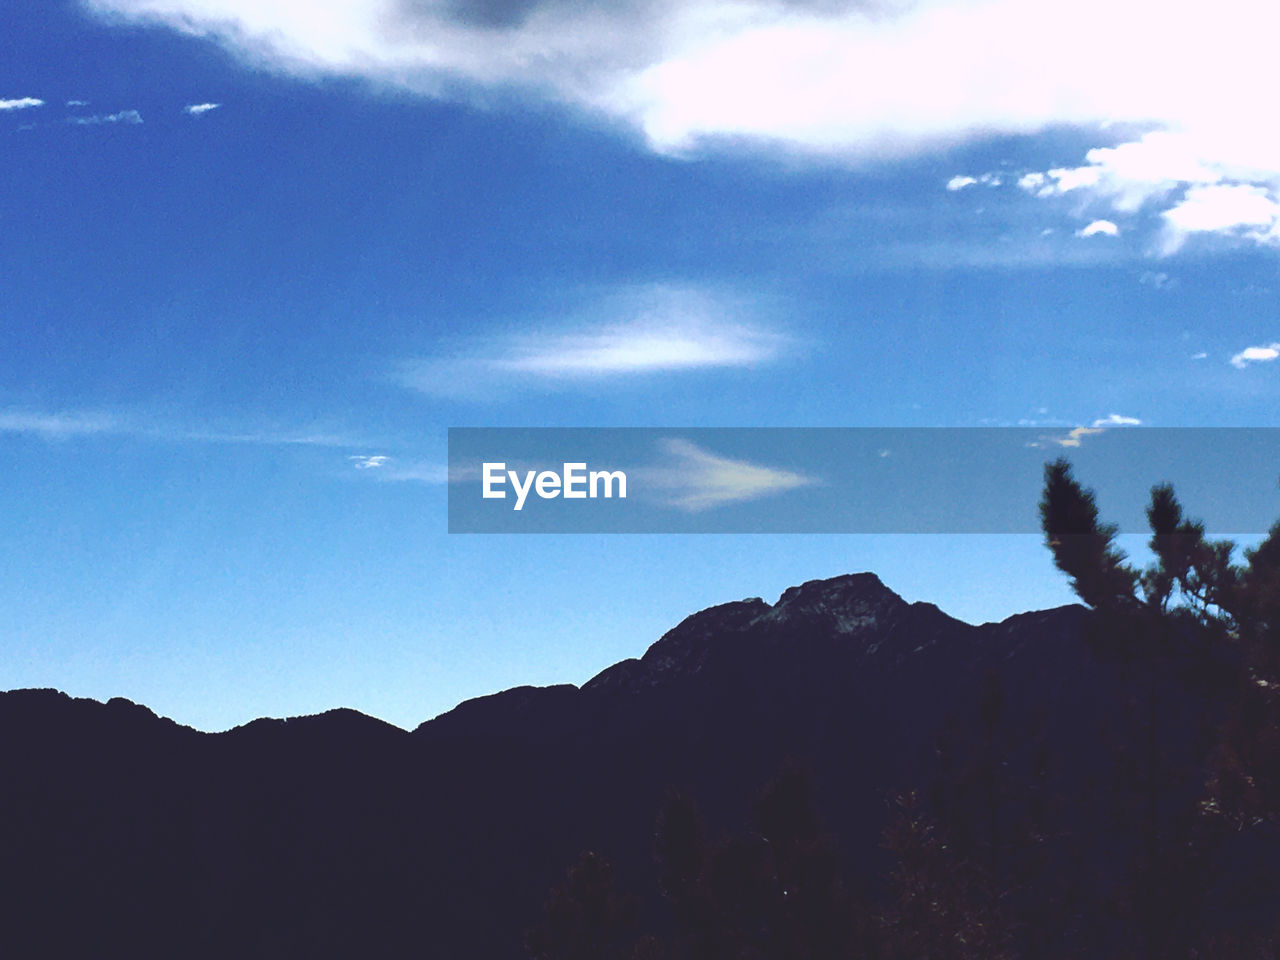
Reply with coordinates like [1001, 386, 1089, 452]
[0, 573, 1086, 735]
[1, 572, 1200, 959]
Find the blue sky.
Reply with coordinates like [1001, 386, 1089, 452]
[4, 0, 1280, 731]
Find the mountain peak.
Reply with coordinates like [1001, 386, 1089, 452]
[757, 572, 907, 635]
[584, 575, 910, 695]
[775, 572, 894, 604]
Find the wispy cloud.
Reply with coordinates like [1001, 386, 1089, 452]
[184, 102, 221, 116]
[494, 323, 774, 377]
[66, 99, 89, 107]
[1031, 414, 1142, 449]
[0, 407, 362, 448]
[0, 410, 118, 437]
[639, 437, 815, 512]
[0, 97, 44, 111]
[947, 173, 1006, 192]
[387, 461, 452, 483]
[69, 109, 142, 125]
[1231, 343, 1280, 369]
[346, 454, 452, 484]
[1053, 427, 1104, 449]
[178, 427, 358, 447]
[398, 285, 787, 400]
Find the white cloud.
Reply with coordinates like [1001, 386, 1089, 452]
[348, 454, 458, 483]
[1053, 426, 1103, 448]
[495, 323, 772, 377]
[1043, 413, 1141, 448]
[66, 99, 89, 107]
[1191, 351, 1208, 360]
[1091, 413, 1141, 427]
[77, 0, 1280, 258]
[0, 97, 44, 111]
[1230, 342, 1280, 369]
[348, 459, 463, 483]
[349, 454, 390, 469]
[398, 285, 786, 399]
[184, 102, 221, 115]
[1018, 172, 1047, 194]
[641, 437, 814, 512]
[1160, 184, 1280, 253]
[1021, 134, 1214, 209]
[1017, 126, 1280, 255]
[1076, 219, 1118, 238]
[946, 172, 1003, 191]
[1024, 166, 1101, 198]
[70, 0, 1280, 159]
[69, 109, 143, 125]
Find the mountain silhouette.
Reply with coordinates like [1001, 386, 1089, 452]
[0, 573, 1263, 957]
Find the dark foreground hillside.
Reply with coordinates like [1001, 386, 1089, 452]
[1, 573, 1274, 957]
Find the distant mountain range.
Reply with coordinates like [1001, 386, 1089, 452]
[1, 573, 1269, 957]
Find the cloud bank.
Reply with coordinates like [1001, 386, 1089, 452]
[78, 0, 1276, 157]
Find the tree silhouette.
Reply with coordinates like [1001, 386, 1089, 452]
[1039, 459, 1140, 612]
[526, 850, 640, 960]
[880, 790, 1014, 960]
[1039, 457, 1249, 628]
[1039, 458, 1280, 954]
[650, 765, 863, 960]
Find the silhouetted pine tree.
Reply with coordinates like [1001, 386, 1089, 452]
[1039, 458, 1280, 954]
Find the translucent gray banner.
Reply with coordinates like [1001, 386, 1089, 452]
[447, 428, 1280, 534]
